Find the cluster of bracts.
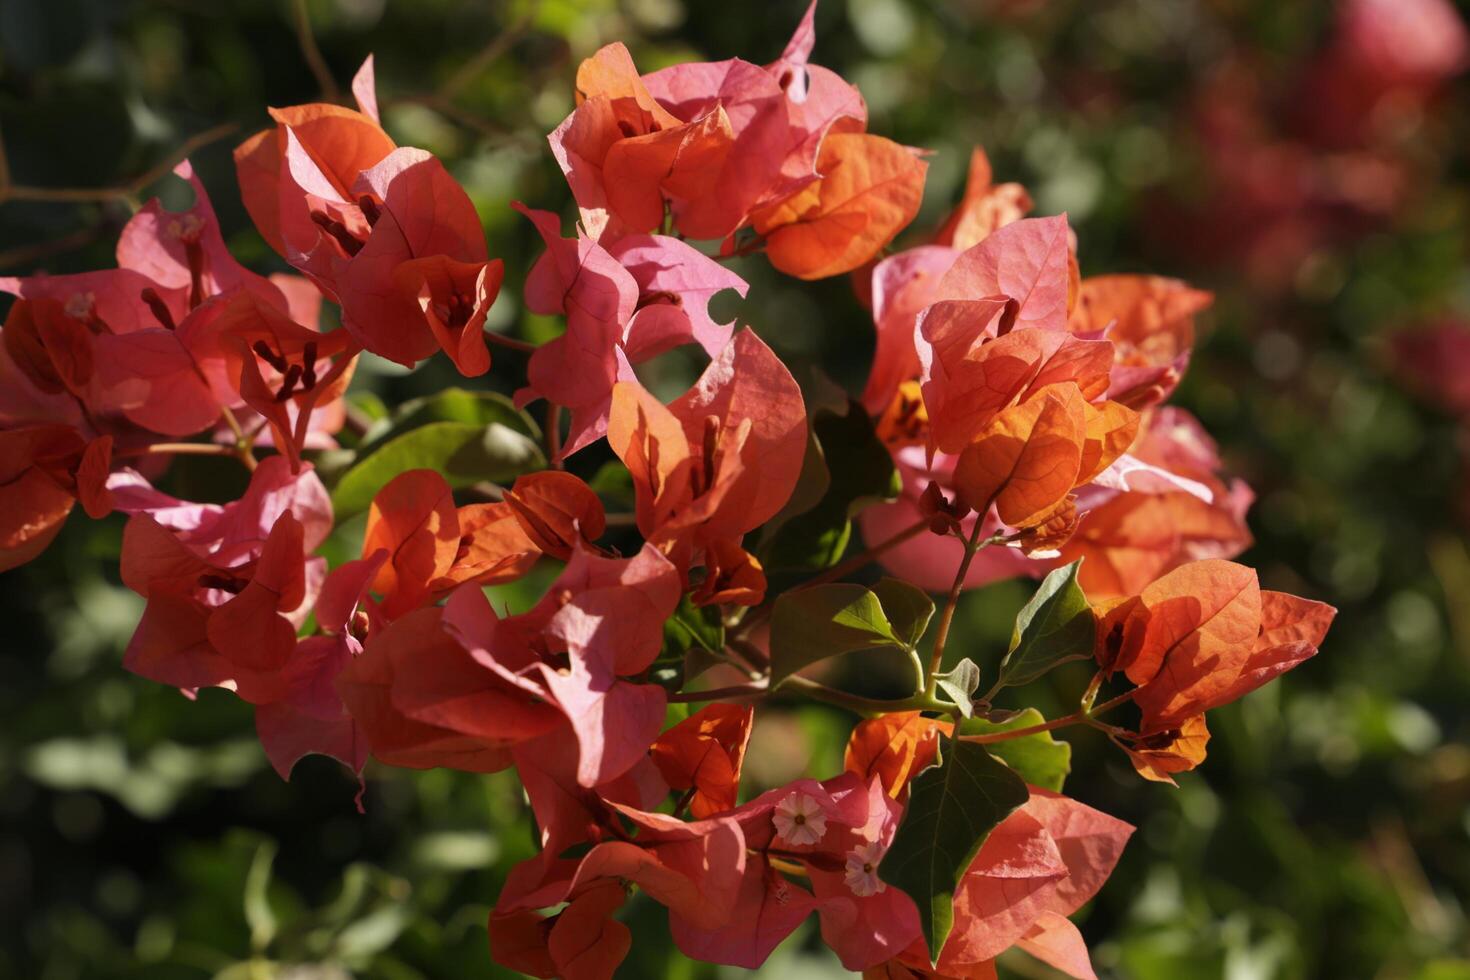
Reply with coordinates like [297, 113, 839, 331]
[0, 6, 1335, 978]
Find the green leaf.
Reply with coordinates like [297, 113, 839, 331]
[762, 399, 900, 571]
[331, 421, 545, 517]
[770, 583, 901, 685]
[960, 708, 1072, 791]
[655, 596, 725, 692]
[243, 838, 278, 953]
[358, 387, 539, 454]
[934, 657, 982, 718]
[872, 577, 935, 649]
[881, 740, 1029, 962]
[997, 559, 1094, 690]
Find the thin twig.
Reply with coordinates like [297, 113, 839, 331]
[960, 691, 1135, 744]
[438, 1, 541, 102]
[115, 442, 244, 460]
[483, 329, 538, 354]
[0, 224, 108, 271]
[0, 122, 238, 206]
[291, 0, 341, 104]
[926, 521, 988, 679]
[669, 680, 769, 703]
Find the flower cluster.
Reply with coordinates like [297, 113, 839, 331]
[1, 5, 1337, 977]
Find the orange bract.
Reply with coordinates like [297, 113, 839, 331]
[757, 133, 927, 280]
[362, 470, 460, 619]
[952, 383, 1087, 527]
[844, 711, 950, 797]
[649, 703, 755, 819]
[502, 470, 608, 559]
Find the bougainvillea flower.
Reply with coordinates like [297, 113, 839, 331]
[513, 205, 749, 456]
[427, 501, 541, 594]
[254, 550, 385, 781]
[1067, 275, 1212, 409]
[121, 508, 322, 704]
[668, 772, 877, 968]
[108, 455, 333, 566]
[502, 470, 607, 559]
[649, 703, 754, 818]
[234, 100, 395, 263]
[0, 425, 113, 572]
[807, 778, 922, 970]
[928, 215, 1075, 334]
[433, 540, 679, 788]
[361, 469, 460, 619]
[606, 327, 806, 574]
[489, 879, 632, 980]
[932, 148, 1033, 253]
[1096, 559, 1336, 732]
[606, 234, 748, 362]
[753, 132, 928, 280]
[1113, 714, 1211, 786]
[118, 160, 304, 313]
[759, 1, 868, 197]
[916, 301, 1113, 455]
[185, 291, 357, 466]
[844, 711, 949, 798]
[953, 383, 1137, 528]
[336, 604, 563, 773]
[1058, 408, 1253, 597]
[501, 804, 748, 963]
[927, 790, 1133, 978]
[634, 61, 787, 242]
[237, 89, 497, 372]
[862, 246, 960, 417]
[391, 254, 503, 377]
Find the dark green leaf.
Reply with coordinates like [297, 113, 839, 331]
[762, 399, 900, 571]
[358, 388, 538, 455]
[960, 708, 1072, 791]
[881, 740, 1029, 962]
[770, 584, 901, 684]
[872, 577, 936, 649]
[997, 559, 1094, 690]
[331, 421, 544, 516]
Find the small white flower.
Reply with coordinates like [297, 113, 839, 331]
[844, 842, 887, 897]
[772, 792, 828, 846]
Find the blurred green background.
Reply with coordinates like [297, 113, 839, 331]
[2, 0, 1469, 977]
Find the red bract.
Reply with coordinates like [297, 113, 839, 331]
[118, 457, 332, 702]
[512, 203, 748, 456]
[0, 426, 112, 572]
[607, 327, 806, 591]
[235, 69, 501, 373]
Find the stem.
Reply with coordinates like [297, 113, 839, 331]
[926, 521, 988, 681]
[219, 405, 258, 471]
[116, 442, 241, 459]
[778, 675, 945, 717]
[669, 680, 769, 703]
[291, 0, 340, 104]
[960, 690, 1135, 745]
[437, 0, 541, 101]
[483, 330, 538, 354]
